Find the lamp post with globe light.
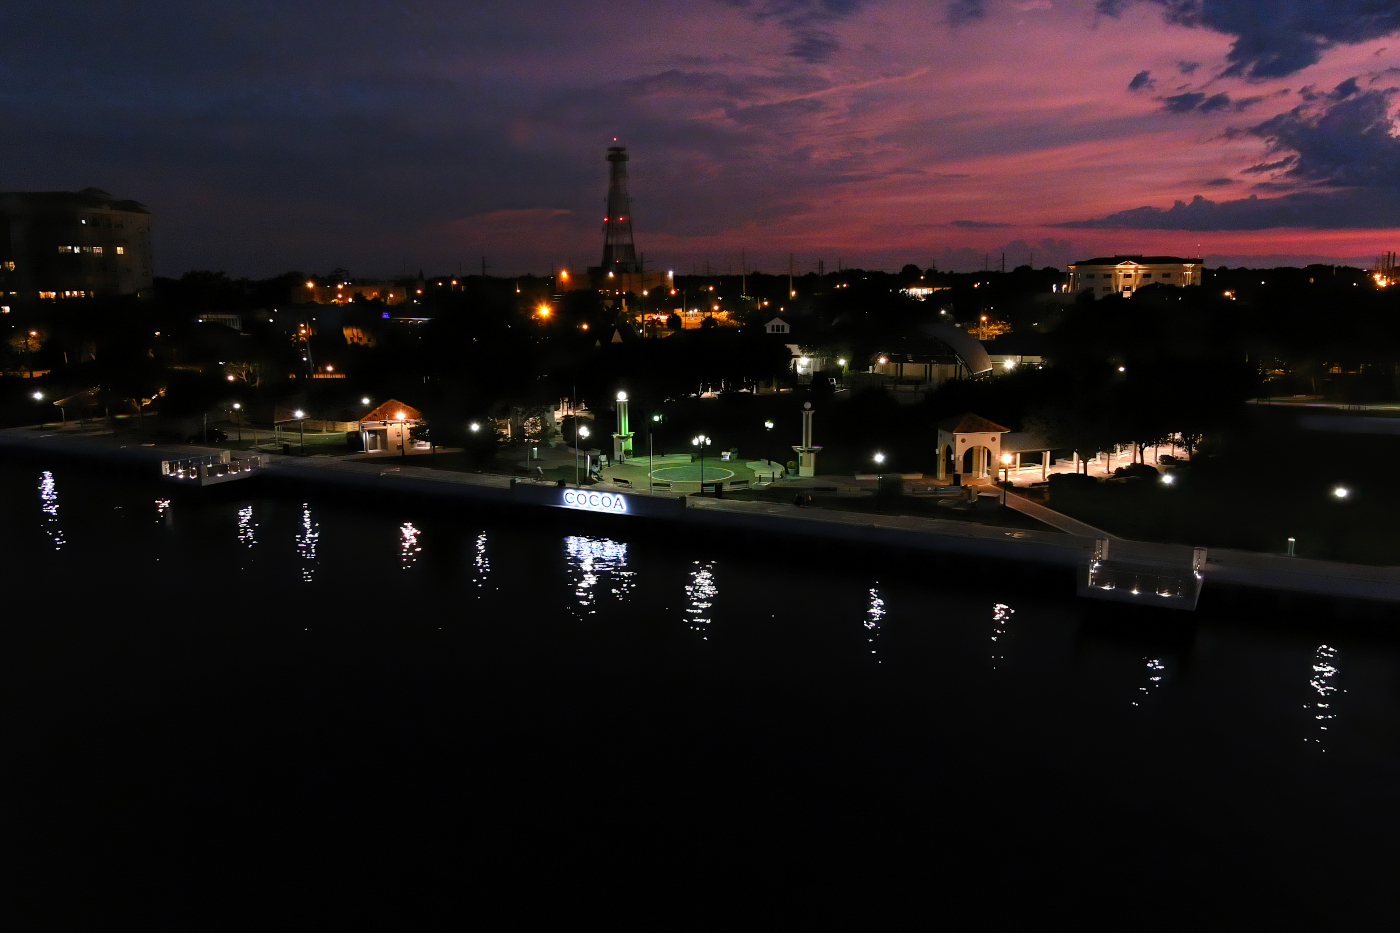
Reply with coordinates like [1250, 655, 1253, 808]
[693, 434, 711, 491]
[575, 424, 591, 485]
[1001, 453, 1013, 505]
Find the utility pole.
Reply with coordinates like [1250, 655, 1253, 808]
[788, 252, 794, 301]
[481, 256, 487, 278]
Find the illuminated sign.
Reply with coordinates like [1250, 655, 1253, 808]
[562, 489, 628, 513]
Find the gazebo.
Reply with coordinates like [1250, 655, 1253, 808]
[360, 399, 425, 454]
[935, 412, 1008, 483]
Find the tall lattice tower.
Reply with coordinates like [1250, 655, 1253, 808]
[601, 145, 641, 274]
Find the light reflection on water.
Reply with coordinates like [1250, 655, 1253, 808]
[296, 503, 319, 583]
[400, 522, 422, 570]
[472, 531, 490, 589]
[1133, 658, 1167, 707]
[38, 471, 63, 550]
[865, 587, 885, 663]
[155, 499, 171, 526]
[991, 602, 1014, 669]
[685, 560, 716, 639]
[1305, 644, 1341, 751]
[237, 505, 258, 547]
[565, 536, 632, 615]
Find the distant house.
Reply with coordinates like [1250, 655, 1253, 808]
[765, 317, 790, 334]
[1068, 255, 1203, 298]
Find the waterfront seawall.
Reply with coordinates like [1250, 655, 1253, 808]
[3, 425, 1398, 606]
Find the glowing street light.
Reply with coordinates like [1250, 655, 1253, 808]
[693, 434, 712, 491]
[1333, 486, 1350, 499]
[1001, 453, 1013, 504]
[1161, 473, 1175, 485]
[469, 422, 481, 433]
[873, 452, 885, 465]
[32, 391, 42, 400]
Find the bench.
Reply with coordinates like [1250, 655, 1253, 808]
[612, 477, 631, 487]
[653, 481, 672, 490]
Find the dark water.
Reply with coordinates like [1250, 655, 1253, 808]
[1, 460, 1396, 926]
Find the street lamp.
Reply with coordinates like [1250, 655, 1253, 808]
[469, 422, 480, 433]
[1333, 486, 1350, 500]
[295, 409, 306, 454]
[232, 402, 242, 443]
[575, 424, 590, 484]
[873, 452, 885, 465]
[693, 434, 711, 491]
[1001, 453, 1013, 504]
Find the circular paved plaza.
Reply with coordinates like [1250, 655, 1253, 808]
[649, 465, 735, 483]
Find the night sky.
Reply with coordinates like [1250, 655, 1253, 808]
[7, 1, 1400, 276]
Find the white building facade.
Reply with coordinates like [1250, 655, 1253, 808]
[1068, 255, 1203, 298]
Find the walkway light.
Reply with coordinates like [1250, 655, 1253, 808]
[1333, 486, 1350, 499]
[616, 391, 627, 401]
[838, 358, 847, 366]
[361, 397, 370, 406]
[764, 420, 774, 430]
[873, 452, 885, 465]
[579, 426, 589, 438]
[294, 410, 304, 419]
[1161, 473, 1175, 485]
[32, 391, 42, 400]
[469, 422, 480, 433]
[227, 374, 236, 381]
[233, 403, 240, 410]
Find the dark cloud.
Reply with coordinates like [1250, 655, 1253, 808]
[1160, 90, 1262, 114]
[720, 0, 871, 59]
[1204, 177, 1237, 186]
[1162, 91, 1207, 113]
[1198, 92, 1232, 113]
[1128, 70, 1155, 91]
[1065, 73, 1400, 230]
[1248, 85, 1400, 187]
[788, 32, 842, 62]
[1057, 189, 1400, 230]
[950, 220, 1012, 228]
[1241, 157, 1297, 174]
[946, 0, 986, 27]
[1177, 60, 1200, 74]
[1098, 1, 1400, 78]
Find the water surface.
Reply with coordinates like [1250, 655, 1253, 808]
[1, 461, 1395, 925]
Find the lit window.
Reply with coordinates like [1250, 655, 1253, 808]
[39, 291, 56, 299]
[92, 246, 102, 254]
[115, 247, 124, 255]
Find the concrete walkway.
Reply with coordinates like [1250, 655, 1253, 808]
[1003, 488, 1116, 538]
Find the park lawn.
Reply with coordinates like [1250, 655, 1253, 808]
[1048, 446, 1400, 565]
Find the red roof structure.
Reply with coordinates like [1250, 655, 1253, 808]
[937, 412, 1009, 434]
[362, 399, 423, 423]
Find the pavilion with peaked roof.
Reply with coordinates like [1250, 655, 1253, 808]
[359, 399, 425, 454]
[935, 412, 1009, 483]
